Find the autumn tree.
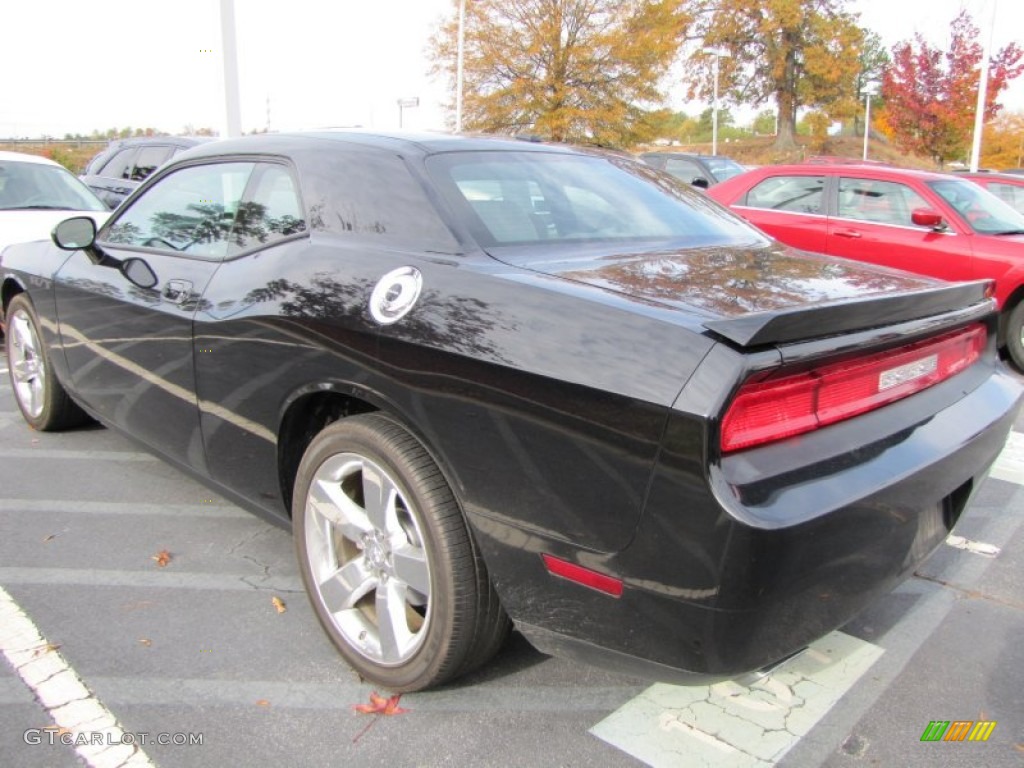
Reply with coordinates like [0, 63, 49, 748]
[881, 10, 1023, 167]
[682, 0, 864, 150]
[429, 0, 690, 147]
[982, 111, 1024, 170]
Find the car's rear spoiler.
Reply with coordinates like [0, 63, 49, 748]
[703, 280, 994, 347]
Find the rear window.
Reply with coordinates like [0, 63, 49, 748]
[743, 175, 826, 214]
[426, 151, 761, 249]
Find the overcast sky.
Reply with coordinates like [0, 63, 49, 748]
[2, 0, 1021, 138]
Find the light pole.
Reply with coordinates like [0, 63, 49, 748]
[456, 0, 466, 133]
[969, 0, 997, 171]
[397, 97, 419, 129]
[702, 47, 730, 156]
[862, 82, 879, 161]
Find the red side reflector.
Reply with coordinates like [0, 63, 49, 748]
[721, 324, 986, 453]
[542, 554, 623, 597]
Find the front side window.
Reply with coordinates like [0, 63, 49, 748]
[837, 178, 929, 227]
[104, 162, 254, 259]
[663, 158, 708, 184]
[929, 178, 1024, 234]
[100, 148, 137, 180]
[426, 151, 763, 249]
[743, 175, 825, 214]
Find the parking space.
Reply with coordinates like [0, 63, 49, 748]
[1, 359, 1022, 767]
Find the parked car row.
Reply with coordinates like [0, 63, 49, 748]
[705, 162, 1024, 368]
[0, 151, 110, 263]
[80, 136, 213, 208]
[1, 131, 1020, 693]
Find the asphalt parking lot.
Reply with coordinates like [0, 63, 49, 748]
[1, 355, 1022, 768]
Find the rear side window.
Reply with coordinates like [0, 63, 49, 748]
[744, 175, 825, 214]
[230, 164, 307, 253]
[297, 149, 458, 253]
[837, 177, 929, 226]
[988, 182, 1024, 214]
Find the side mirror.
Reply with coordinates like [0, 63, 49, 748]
[691, 177, 711, 190]
[52, 216, 97, 250]
[911, 208, 947, 231]
[121, 258, 158, 289]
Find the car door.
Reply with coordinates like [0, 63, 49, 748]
[730, 173, 829, 253]
[825, 176, 971, 282]
[53, 160, 256, 473]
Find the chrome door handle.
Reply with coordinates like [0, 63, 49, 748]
[163, 279, 193, 304]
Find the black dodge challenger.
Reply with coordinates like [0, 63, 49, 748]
[2, 132, 1020, 692]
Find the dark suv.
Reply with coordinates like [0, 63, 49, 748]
[81, 136, 214, 208]
[640, 152, 746, 188]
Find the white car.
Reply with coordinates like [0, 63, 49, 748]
[1, 151, 110, 254]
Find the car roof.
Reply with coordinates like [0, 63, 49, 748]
[177, 130, 598, 161]
[958, 171, 1024, 183]
[750, 163, 960, 182]
[0, 150, 63, 167]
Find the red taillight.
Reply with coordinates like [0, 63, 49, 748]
[720, 324, 986, 453]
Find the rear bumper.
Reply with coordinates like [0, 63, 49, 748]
[477, 361, 1022, 682]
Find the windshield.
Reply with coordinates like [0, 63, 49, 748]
[426, 151, 764, 251]
[928, 178, 1024, 235]
[0, 160, 107, 212]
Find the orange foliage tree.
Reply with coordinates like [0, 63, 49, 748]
[429, 0, 690, 147]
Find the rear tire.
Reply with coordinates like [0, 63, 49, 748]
[292, 414, 509, 691]
[5, 294, 89, 431]
[1005, 301, 1024, 372]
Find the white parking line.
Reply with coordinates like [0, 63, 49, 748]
[0, 586, 155, 768]
[590, 631, 883, 767]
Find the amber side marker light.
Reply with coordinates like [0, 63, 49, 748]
[720, 324, 986, 453]
[542, 554, 624, 597]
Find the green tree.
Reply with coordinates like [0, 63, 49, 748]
[429, 0, 690, 147]
[852, 29, 889, 137]
[683, 0, 864, 149]
[751, 110, 777, 136]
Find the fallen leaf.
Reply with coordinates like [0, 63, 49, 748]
[354, 691, 408, 716]
[271, 596, 287, 614]
[152, 550, 172, 568]
[42, 725, 72, 736]
[32, 643, 61, 658]
[42, 534, 57, 543]
[137, 638, 152, 647]
[255, 699, 271, 707]
[1015, 743, 1024, 754]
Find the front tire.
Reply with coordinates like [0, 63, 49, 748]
[292, 414, 508, 691]
[5, 294, 89, 431]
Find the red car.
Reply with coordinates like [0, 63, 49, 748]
[958, 171, 1024, 215]
[708, 164, 1024, 367]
